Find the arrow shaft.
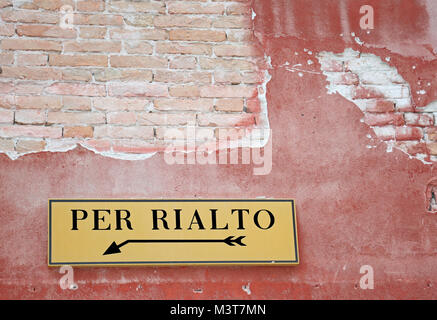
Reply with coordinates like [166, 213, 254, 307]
[120, 239, 226, 248]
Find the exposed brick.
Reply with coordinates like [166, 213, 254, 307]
[363, 100, 395, 113]
[94, 126, 154, 139]
[0, 8, 59, 24]
[16, 54, 47, 66]
[112, 140, 163, 154]
[395, 127, 423, 141]
[404, 113, 434, 127]
[47, 111, 105, 125]
[74, 13, 124, 26]
[154, 15, 211, 28]
[169, 85, 200, 97]
[93, 97, 150, 111]
[107, 112, 137, 125]
[16, 25, 77, 38]
[124, 15, 153, 27]
[110, 28, 167, 40]
[79, 26, 107, 39]
[0, 39, 62, 51]
[49, 54, 108, 67]
[137, 113, 197, 126]
[199, 57, 256, 71]
[167, 2, 225, 14]
[15, 139, 46, 153]
[0, 24, 15, 36]
[0, 66, 62, 81]
[169, 30, 226, 42]
[212, 16, 252, 29]
[0, 53, 14, 65]
[93, 69, 153, 82]
[156, 42, 211, 55]
[0, 109, 13, 123]
[33, 0, 75, 11]
[63, 96, 92, 111]
[108, 0, 165, 13]
[200, 85, 257, 98]
[45, 83, 106, 96]
[154, 98, 213, 112]
[77, 0, 105, 12]
[198, 113, 256, 127]
[170, 56, 197, 70]
[125, 41, 154, 54]
[16, 96, 62, 110]
[0, 138, 14, 152]
[154, 71, 211, 84]
[108, 83, 168, 97]
[364, 113, 405, 126]
[215, 99, 244, 112]
[61, 69, 93, 82]
[0, 82, 14, 94]
[110, 56, 167, 68]
[63, 126, 94, 138]
[427, 128, 437, 141]
[15, 110, 45, 124]
[214, 44, 257, 57]
[0, 125, 62, 138]
[64, 41, 122, 53]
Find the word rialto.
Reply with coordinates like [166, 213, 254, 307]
[70, 208, 276, 231]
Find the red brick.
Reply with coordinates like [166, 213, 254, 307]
[108, 0, 165, 13]
[0, 138, 14, 152]
[17, 25, 76, 38]
[200, 58, 256, 71]
[93, 97, 150, 111]
[395, 127, 423, 141]
[15, 110, 45, 124]
[0, 53, 14, 65]
[80, 139, 111, 152]
[74, 13, 124, 26]
[63, 96, 92, 111]
[0, 66, 62, 81]
[107, 112, 137, 125]
[0, 39, 62, 51]
[404, 113, 434, 127]
[154, 71, 211, 84]
[214, 44, 257, 57]
[16, 54, 47, 66]
[77, 0, 105, 12]
[0, 82, 14, 94]
[212, 16, 252, 29]
[63, 126, 94, 138]
[33, 0, 75, 11]
[15, 139, 46, 153]
[79, 26, 107, 39]
[47, 111, 105, 125]
[0, 109, 13, 123]
[0, 8, 59, 23]
[169, 30, 226, 42]
[110, 56, 167, 68]
[94, 126, 154, 139]
[16, 96, 62, 110]
[0, 24, 15, 36]
[154, 15, 211, 28]
[45, 83, 106, 96]
[125, 41, 154, 54]
[364, 113, 405, 126]
[49, 54, 108, 67]
[170, 56, 197, 70]
[0, 125, 62, 138]
[108, 83, 168, 97]
[110, 28, 167, 40]
[200, 85, 257, 98]
[64, 41, 121, 53]
[169, 85, 200, 97]
[215, 99, 244, 112]
[137, 113, 196, 126]
[61, 69, 93, 82]
[156, 42, 211, 55]
[198, 113, 256, 127]
[364, 100, 395, 113]
[93, 69, 153, 82]
[167, 2, 224, 14]
[154, 99, 213, 112]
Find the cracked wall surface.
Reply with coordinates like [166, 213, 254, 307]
[0, 0, 270, 159]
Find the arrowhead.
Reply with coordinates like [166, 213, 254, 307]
[224, 236, 235, 246]
[103, 241, 121, 255]
[234, 236, 246, 246]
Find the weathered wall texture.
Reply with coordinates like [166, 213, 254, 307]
[0, 0, 436, 299]
[0, 0, 269, 159]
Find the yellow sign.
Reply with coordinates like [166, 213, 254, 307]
[48, 199, 299, 266]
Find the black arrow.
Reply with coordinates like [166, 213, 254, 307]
[103, 236, 246, 255]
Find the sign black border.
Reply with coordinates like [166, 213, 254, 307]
[48, 199, 299, 266]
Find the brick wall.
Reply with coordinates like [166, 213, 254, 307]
[0, 0, 269, 159]
[318, 49, 437, 164]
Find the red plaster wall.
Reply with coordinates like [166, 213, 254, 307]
[0, 0, 436, 299]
